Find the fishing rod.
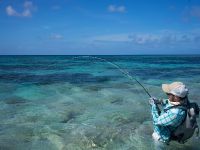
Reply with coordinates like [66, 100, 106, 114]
[44, 55, 152, 98]
[73, 56, 152, 98]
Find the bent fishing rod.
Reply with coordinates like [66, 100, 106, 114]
[73, 56, 152, 98]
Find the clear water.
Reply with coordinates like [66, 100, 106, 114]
[0, 55, 200, 150]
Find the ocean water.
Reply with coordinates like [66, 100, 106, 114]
[0, 55, 200, 150]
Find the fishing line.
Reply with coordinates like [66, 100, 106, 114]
[72, 56, 152, 98]
[43, 55, 152, 98]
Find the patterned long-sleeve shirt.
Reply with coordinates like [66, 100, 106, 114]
[151, 99, 186, 142]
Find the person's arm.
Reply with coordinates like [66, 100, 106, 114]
[151, 104, 160, 119]
[152, 107, 185, 126]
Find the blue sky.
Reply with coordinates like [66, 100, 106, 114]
[0, 0, 200, 55]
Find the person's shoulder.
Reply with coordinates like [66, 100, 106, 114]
[169, 107, 179, 113]
[170, 107, 186, 115]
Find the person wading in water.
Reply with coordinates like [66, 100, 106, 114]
[149, 82, 199, 145]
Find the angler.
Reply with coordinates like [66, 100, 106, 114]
[149, 82, 199, 145]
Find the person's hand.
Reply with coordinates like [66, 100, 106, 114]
[149, 97, 160, 105]
[149, 97, 155, 105]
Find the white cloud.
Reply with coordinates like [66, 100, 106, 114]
[129, 34, 160, 44]
[108, 5, 126, 13]
[91, 34, 131, 42]
[24, 1, 33, 9]
[22, 9, 31, 17]
[5, 1, 36, 17]
[182, 5, 200, 22]
[89, 30, 200, 50]
[50, 34, 64, 40]
[6, 5, 19, 16]
[91, 33, 160, 44]
[190, 6, 200, 19]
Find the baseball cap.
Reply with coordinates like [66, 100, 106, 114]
[162, 82, 189, 98]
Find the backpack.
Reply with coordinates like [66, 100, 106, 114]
[169, 102, 199, 143]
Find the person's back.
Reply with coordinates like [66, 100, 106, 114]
[170, 101, 199, 143]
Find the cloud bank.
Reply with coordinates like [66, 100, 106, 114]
[108, 5, 126, 13]
[88, 30, 200, 51]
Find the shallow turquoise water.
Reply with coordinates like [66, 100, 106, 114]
[0, 55, 200, 150]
